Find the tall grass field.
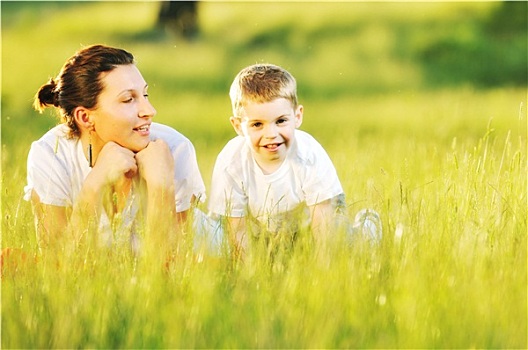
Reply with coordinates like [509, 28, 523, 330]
[2, 2, 526, 348]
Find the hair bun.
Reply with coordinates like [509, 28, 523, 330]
[34, 78, 60, 112]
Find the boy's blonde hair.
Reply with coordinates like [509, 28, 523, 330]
[229, 63, 298, 117]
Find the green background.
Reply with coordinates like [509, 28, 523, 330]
[2, 1, 526, 348]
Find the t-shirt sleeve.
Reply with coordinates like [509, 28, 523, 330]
[24, 139, 73, 207]
[207, 143, 247, 218]
[172, 139, 206, 212]
[301, 140, 344, 207]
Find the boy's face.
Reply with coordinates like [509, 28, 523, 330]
[230, 98, 303, 173]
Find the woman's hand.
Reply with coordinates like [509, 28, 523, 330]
[91, 141, 138, 187]
[69, 141, 137, 244]
[135, 139, 175, 189]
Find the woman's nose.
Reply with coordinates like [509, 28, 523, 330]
[140, 98, 156, 118]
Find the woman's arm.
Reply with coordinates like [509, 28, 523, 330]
[135, 139, 178, 255]
[30, 190, 70, 248]
[31, 141, 139, 249]
[30, 166, 110, 249]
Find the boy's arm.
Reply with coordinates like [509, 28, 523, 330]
[226, 216, 248, 262]
[309, 198, 334, 246]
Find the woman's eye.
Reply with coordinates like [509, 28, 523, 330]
[143, 94, 149, 99]
[123, 97, 133, 103]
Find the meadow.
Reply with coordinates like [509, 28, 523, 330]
[1, 1, 526, 348]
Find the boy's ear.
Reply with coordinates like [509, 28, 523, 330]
[73, 106, 95, 131]
[230, 116, 244, 136]
[295, 105, 304, 128]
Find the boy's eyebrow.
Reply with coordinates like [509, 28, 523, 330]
[271, 114, 290, 121]
[245, 113, 290, 121]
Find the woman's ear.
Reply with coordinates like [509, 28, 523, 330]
[230, 116, 245, 136]
[295, 105, 304, 128]
[73, 107, 94, 132]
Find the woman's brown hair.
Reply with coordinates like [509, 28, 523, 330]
[34, 44, 135, 138]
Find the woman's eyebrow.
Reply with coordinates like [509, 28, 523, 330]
[117, 84, 149, 96]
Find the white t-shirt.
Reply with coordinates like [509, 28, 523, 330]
[208, 129, 343, 232]
[24, 122, 206, 245]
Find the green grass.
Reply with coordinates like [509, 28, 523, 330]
[2, 2, 526, 348]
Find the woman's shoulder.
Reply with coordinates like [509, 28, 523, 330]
[150, 122, 188, 140]
[150, 122, 194, 150]
[27, 124, 82, 174]
[31, 124, 75, 149]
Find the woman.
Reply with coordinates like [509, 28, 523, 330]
[25, 44, 206, 254]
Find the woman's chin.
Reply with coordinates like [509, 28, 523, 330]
[130, 140, 150, 153]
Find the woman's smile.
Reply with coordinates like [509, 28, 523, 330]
[133, 123, 151, 137]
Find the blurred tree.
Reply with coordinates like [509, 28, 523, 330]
[157, 1, 198, 40]
[483, 1, 527, 38]
[419, 1, 527, 88]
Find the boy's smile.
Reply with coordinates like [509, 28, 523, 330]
[231, 98, 303, 174]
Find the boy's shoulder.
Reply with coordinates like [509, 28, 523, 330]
[292, 130, 329, 165]
[216, 136, 248, 168]
[217, 136, 245, 156]
[294, 129, 320, 147]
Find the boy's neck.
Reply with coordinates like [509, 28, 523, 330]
[255, 158, 284, 175]
[252, 136, 296, 175]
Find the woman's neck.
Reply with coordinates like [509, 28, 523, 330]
[80, 131, 105, 167]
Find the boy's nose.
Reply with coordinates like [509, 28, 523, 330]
[264, 124, 278, 138]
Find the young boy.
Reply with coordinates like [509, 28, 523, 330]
[208, 63, 379, 257]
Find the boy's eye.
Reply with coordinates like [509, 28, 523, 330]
[251, 122, 262, 128]
[277, 118, 287, 124]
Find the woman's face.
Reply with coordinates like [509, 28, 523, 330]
[89, 64, 156, 152]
